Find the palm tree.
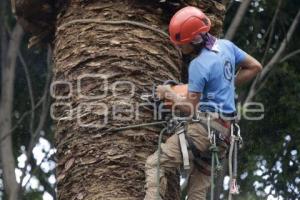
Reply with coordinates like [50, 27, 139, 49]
[13, 0, 226, 199]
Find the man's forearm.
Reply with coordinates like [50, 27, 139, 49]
[235, 55, 262, 86]
[235, 68, 259, 86]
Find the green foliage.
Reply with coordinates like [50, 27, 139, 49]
[225, 0, 300, 199]
[239, 61, 300, 199]
[23, 190, 44, 200]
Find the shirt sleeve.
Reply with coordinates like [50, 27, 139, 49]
[188, 59, 209, 93]
[231, 42, 247, 64]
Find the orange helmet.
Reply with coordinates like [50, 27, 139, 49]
[169, 6, 211, 45]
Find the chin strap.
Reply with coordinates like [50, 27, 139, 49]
[191, 33, 217, 50]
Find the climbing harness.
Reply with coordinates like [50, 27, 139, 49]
[156, 126, 168, 200]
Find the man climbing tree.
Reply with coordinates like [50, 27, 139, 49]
[144, 6, 262, 200]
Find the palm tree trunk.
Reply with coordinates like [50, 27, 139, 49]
[53, 1, 182, 199]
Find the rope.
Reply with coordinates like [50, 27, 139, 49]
[234, 138, 238, 178]
[205, 113, 223, 200]
[206, 114, 216, 200]
[228, 133, 235, 200]
[207, 114, 212, 143]
[156, 127, 168, 200]
[209, 132, 222, 200]
[228, 123, 241, 200]
[57, 19, 169, 38]
[210, 145, 215, 200]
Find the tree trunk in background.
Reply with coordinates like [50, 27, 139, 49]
[0, 22, 24, 200]
[53, 1, 182, 199]
[51, 0, 225, 200]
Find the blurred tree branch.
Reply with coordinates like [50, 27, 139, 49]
[243, 9, 300, 104]
[18, 46, 52, 197]
[260, 0, 283, 65]
[18, 48, 35, 136]
[279, 49, 300, 63]
[258, 9, 300, 81]
[0, 21, 24, 200]
[23, 149, 56, 199]
[0, 97, 45, 143]
[225, 0, 252, 40]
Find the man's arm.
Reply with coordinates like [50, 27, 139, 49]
[235, 54, 262, 86]
[156, 85, 201, 115]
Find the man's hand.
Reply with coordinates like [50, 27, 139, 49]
[235, 55, 262, 86]
[155, 85, 172, 100]
[156, 84, 201, 115]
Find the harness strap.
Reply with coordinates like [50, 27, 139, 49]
[186, 120, 230, 177]
[176, 125, 190, 172]
[196, 119, 230, 140]
[186, 136, 211, 176]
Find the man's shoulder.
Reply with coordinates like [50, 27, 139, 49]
[192, 50, 219, 70]
[217, 39, 234, 47]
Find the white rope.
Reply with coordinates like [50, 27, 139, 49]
[228, 123, 235, 200]
[207, 114, 212, 143]
[229, 123, 241, 200]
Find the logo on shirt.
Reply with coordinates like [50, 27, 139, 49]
[224, 60, 233, 82]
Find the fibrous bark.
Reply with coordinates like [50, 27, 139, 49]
[53, 1, 182, 199]
[13, 0, 226, 48]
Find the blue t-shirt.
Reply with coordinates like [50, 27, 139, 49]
[188, 39, 247, 114]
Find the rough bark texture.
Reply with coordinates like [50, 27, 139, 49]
[0, 23, 24, 200]
[13, 0, 226, 47]
[185, 0, 225, 37]
[53, 1, 182, 199]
